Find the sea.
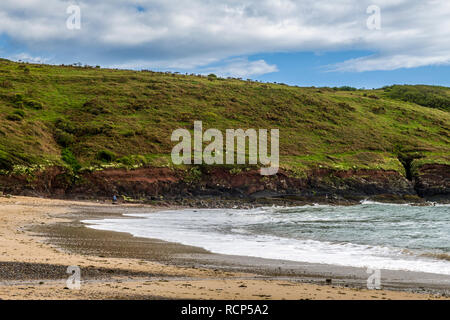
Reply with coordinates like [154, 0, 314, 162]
[83, 201, 450, 275]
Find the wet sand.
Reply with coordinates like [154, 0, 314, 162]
[0, 196, 448, 300]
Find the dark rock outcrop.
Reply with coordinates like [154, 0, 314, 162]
[2, 164, 445, 203]
[414, 164, 450, 201]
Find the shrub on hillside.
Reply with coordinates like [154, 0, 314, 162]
[10, 93, 43, 110]
[54, 118, 76, 134]
[337, 102, 355, 111]
[385, 85, 450, 112]
[208, 73, 218, 81]
[61, 148, 81, 172]
[96, 150, 116, 162]
[117, 155, 148, 166]
[54, 129, 74, 147]
[121, 130, 135, 137]
[333, 86, 358, 91]
[11, 93, 24, 107]
[24, 100, 43, 110]
[0, 150, 14, 171]
[371, 106, 386, 114]
[13, 109, 25, 118]
[6, 113, 22, 121]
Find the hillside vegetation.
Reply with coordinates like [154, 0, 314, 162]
[0, 59, 449, 178]
[383, 85, 450, 112]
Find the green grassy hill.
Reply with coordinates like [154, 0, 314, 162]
[0, 58, 449, 178]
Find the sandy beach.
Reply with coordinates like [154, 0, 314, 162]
[0, 196, 448, 300]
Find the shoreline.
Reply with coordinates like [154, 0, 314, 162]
[0, 196, 448, 300]
[67, 207, 450, 293]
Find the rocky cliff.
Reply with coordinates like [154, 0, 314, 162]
[1, 164, 448, 204]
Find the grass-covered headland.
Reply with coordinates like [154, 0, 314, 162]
[0, 59, 448, 203]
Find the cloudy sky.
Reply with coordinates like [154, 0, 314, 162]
[0, 0, 449, 87]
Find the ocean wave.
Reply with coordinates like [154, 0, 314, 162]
[420, 252, 450, 261]
[83, 203, 450, 275]
[360, 200, 412, 206]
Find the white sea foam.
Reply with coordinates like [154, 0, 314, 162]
[83, 204, 450, 275]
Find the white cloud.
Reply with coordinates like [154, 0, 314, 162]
[10, 53, 49, 64]
[330, 53, 450, 72]
[0, 0, 449, 72]
[202, 58, 278, 78]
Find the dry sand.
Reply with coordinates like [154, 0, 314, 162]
[0, 196, 448, 300]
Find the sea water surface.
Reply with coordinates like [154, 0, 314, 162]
[83, 202, 450, 275]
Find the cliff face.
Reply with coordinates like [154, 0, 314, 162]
[414, 164, 450, 201]
[1, 164, 447, 203]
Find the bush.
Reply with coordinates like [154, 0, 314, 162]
[61, 148, 81, 172]
[117, 156, 133, 166]
[11, 94, 43, 110]
[13, 109, 25, 118]
[121, 130, 135, 137]
[337, 102, 355, 111]
[54, 129, 74, 147]
[0, 150, 14, 171]
[97, 150, 116, 162]
[208, 73, 217, 81]
[6, 114, 22, 121]
[386, 85, 450, 112]
[117, 155, 148, 166]
[371, 106, 386, 114]
[24, 100, 43, 110]
[333, 86, 357, 91]
[11, 93, 24, 107]
[54, 118, 76, 134]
